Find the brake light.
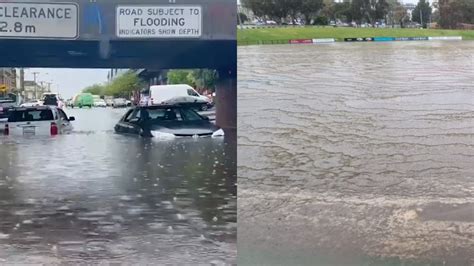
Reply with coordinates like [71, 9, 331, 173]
[4, 124, 9, 135]
[50, 122, 58, 135]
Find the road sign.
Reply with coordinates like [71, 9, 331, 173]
[116, 5, 202, 38]
[0, 2, 78, 39]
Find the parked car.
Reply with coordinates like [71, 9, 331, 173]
[3, 106, 75, 136]
[114, 104, 224, 138]
[112, 98, 127, 108]
[94, 99, 107, 107]
[105, 99, 114, 107]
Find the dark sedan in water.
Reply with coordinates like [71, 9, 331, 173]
[114, 105, 224, 138]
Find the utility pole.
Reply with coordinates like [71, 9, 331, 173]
[32, 71, 39, 100]
[420, 9, 423, 28]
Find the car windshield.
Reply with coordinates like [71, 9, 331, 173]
[8, 109, 54, 122]
[140, 107, 204, 123]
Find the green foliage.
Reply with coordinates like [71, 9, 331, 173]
[439, 0, 474, 29]
[167, 70, 195, 86]
[412, 0, 432, 28]
[239, 12, 249, 24]
[167, 69, 219, 92]
[104, 71, 145, 97]
[82, 84, 104, 95]
[81, 70, 144, 98]
[313, 16, 329, 25]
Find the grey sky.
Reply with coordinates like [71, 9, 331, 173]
[24, 68, 109, 99]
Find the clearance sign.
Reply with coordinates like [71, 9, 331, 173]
[116, 6, 202, 38]
[0, 2, 78, 39]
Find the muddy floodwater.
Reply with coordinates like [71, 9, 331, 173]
[0, 108, 236, 264]
[238, 41, 474, 265]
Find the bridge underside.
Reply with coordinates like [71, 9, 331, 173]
[0, 40, 236, 70]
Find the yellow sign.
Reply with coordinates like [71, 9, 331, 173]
[0, 85, 7, 92]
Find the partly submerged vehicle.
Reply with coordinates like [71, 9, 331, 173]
[114, 104, 223, 138]
[3, 106, 75, 136]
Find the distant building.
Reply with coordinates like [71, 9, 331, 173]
[0, 68, 16, 93]
[23, 80, 47, 100]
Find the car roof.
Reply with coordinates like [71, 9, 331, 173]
[10, 106, 56, 111]
[137, 104, 190, 109]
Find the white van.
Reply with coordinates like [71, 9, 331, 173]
[148, 84, 212, 110]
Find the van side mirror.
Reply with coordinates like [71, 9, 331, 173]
[69, 116, 75, 121]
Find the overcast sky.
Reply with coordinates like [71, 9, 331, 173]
[24, 68, 109, 99]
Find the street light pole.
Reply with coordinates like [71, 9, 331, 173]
[420, 9, 423, 28]
[32, 71, 39, 100]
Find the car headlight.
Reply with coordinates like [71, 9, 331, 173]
[151, 131, 176, 139]
[212, 129, 225, 138]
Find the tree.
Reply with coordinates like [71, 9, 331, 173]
[241, 0, 273, 20]
[352, 0, 389, 25]
[439, 0, 474, 28]
[412, 0, 432, 28]
[238, 12, 249, 24]
[104, 71, 144, 97]
[167, 70, 194, 85]
[300, 0, 324, 25]
[83, 84, 104, 95]
[167, 69, 219, 93]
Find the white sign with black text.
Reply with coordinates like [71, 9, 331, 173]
[116, 6, 202, 38]
[0, 3, 78, 39]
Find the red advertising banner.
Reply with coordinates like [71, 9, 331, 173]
[289, 39, 312, 44]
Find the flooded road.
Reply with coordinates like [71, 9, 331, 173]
[238, 42, 474, 265]
[0, 107, 236, 264]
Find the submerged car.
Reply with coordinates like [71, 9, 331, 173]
[114, 105, 224, 138]
[3, 106, 75, 136]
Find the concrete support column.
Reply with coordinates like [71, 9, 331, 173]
[216, 68, 237, 187]
[215, 68, 237, 135]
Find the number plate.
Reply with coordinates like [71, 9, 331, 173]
[23, 126, 35, 135]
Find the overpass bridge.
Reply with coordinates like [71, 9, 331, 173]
[0, 0, 236, 132]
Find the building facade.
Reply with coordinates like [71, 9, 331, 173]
[0, 68, 16, 93]
[23, 80, 48, 100]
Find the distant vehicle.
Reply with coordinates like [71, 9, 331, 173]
[105, 99, 114, 106]
[93, 99, 107, 107]
[21, 100, 43, 107]
[125, 99, 132, 107]
[112, 98, 127, 108]
[73, 93, 94, 108]
[148, 84, 211, 111]
[114, 104, 224, 138]
[3, 106, 75, 136]
[42, 93, 59, 106]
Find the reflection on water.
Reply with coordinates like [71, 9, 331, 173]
[238, 42, 474, 264]
[0, 108, 236, 264]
